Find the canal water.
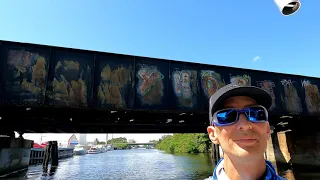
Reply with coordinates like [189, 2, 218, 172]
[1, 149, 214, 180]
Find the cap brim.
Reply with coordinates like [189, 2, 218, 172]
[211, 86, 272, 114]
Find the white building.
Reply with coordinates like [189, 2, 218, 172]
[79, 134, 87, 145]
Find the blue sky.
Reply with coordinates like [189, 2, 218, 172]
[0, 0, 319, 77]
[0, 0, 318, 142]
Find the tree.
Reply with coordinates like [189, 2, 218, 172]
[107, 137, 128, 144]
[128, 139, 136, 143]
[155, 133, 211, 154]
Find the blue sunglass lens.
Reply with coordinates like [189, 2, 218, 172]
[216, 109, 238, 124]
[214, 106, 267, 125]
[244, 107, 267, 122]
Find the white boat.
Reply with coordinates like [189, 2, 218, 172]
[88, 147, 101, 154]
[97, 145, 107, 153]
[74, 144, 86, 155]
[106, 144, 114, 151]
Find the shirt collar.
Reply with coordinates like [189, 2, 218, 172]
[212, 158, 282, 180]
[215, 159, 230, 180]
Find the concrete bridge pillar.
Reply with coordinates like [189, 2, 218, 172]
[266, 130, 295, 179]
[211, 144, 221, 166]
[0, 137, 33, 176]
[266, 128, 320, 180]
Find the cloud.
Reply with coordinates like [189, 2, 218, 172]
[253, 56, 260, 62]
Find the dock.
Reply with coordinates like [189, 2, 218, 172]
[29, 147, 74, 165]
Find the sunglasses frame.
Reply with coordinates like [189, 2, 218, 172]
[211, 105, 269, 126]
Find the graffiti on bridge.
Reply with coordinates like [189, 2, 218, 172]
[2, 41, 320, 117]
[301, 80, 320, 115]
[256, 80, 276, 111]
[3, 49, 49, 104]
[280, 79, 303, 114]
[136, 65, 164, 105]
[172, 70, 198, 108]
[230, 74, 251, 86]
[97, 65, 132, 108]
[48, 59, 91, 107]
[200, 70, 225, 98]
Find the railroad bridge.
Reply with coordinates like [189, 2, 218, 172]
[0, 40, 319, 178]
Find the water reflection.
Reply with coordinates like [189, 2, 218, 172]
[1, 149, 319, 179]
[0, 149, 214, 180]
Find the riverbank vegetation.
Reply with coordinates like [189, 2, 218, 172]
[106, 137, 130, 149]
[155, 133, 212, 153]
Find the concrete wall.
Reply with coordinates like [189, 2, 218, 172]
[0, 137, 33, 176]
[290, 131, 320, 167]
[266, 130, 320, 180]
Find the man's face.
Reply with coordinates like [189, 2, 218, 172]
[207, 96, 271, 159]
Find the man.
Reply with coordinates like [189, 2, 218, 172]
[207, 84, 285, 180]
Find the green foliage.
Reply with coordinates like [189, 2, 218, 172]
[98, 141, 106, 145]
[155, 133, 212, 154]
[112, 143, 128, 149]
[106, 137, 129, 149]
[107, 137, 128, 144]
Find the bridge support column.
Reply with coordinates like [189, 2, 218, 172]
[287, 130, 320, 179]
[0, 137, 33, 176]
[265, 135, 278, 174]
[211, 143, 221, 166]
[274, 131, 295, 180]
[266, 118, 320, 180]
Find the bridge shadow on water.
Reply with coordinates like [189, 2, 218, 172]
[0, 165, 59, 180]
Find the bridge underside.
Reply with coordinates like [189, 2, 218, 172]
[0, 106, 319, 134]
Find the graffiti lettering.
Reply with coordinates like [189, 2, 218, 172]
[281, 79, 303, 114]
[230, 74, 251, 86]
[301, 80, 311, 87]
[256, 80, 276, 110]
[201, 70, 216, 77]
[301, 80, 320, 114]
[172, 70, 192, 99]
[173, 72, 182, 96]
[201, 70, 225, 98]
[256, 80, 275, 94]
[137, 66, 164, 96]
[281, 79, 293, 86]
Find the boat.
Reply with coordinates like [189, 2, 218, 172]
[97, 145, 107, 153]
[73, 144, 86, 155]
[87, 147, 101, 154]
[106, 144, 114, 151]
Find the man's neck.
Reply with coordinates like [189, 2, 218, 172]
[223, 154, 267, 180]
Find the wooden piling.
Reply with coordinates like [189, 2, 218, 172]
[42, 141, 59, 168]
[211, 143, 221, 166]
[51, 141, 58, 167]
[42, 141, 52, 168]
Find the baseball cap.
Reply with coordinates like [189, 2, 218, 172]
[209, 84, 273, 124]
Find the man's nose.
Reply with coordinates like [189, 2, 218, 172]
[236, 113, 252, 130]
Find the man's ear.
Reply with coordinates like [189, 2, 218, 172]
[207, 126, 220, 145]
